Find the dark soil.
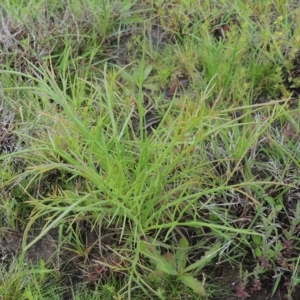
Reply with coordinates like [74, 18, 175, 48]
[1, 226, 300, 299]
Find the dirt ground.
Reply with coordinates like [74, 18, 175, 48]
[1, 227, 300, 300]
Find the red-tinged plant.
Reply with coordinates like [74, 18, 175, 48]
[236, 283, 250, 299]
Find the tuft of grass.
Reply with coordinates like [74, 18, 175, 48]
[2, 1, 300, 299]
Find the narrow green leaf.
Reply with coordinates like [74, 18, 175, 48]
[272, 273, 283, 296]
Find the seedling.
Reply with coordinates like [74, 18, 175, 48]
[141, 237, 221, 295]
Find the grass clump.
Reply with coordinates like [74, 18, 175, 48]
[1, 1, 300, 299]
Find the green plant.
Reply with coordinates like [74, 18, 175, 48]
[141, 237, 221, 296]
[3, 0, 300, 299]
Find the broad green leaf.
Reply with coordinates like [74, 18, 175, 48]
[252, 235, 262, 246]
[157, 288, 166, 300]
[119, 69, 135, 83]
[180, 275, 205, 295]
[179, 237, 189, 249]
[254, 247, 262, 257]
[267, 248, 275, 258]
[176, 238, 189, 272]
[148, 270, 165, 283]
[143, 83, 161, 91]
[265, 196, 275, 206]
[183, 242, 221, 273]
[140, 242, 178, 275]
[143, 65, 152, 81]
[156, 260, 178, 276]
[140, 241, 163, 266]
